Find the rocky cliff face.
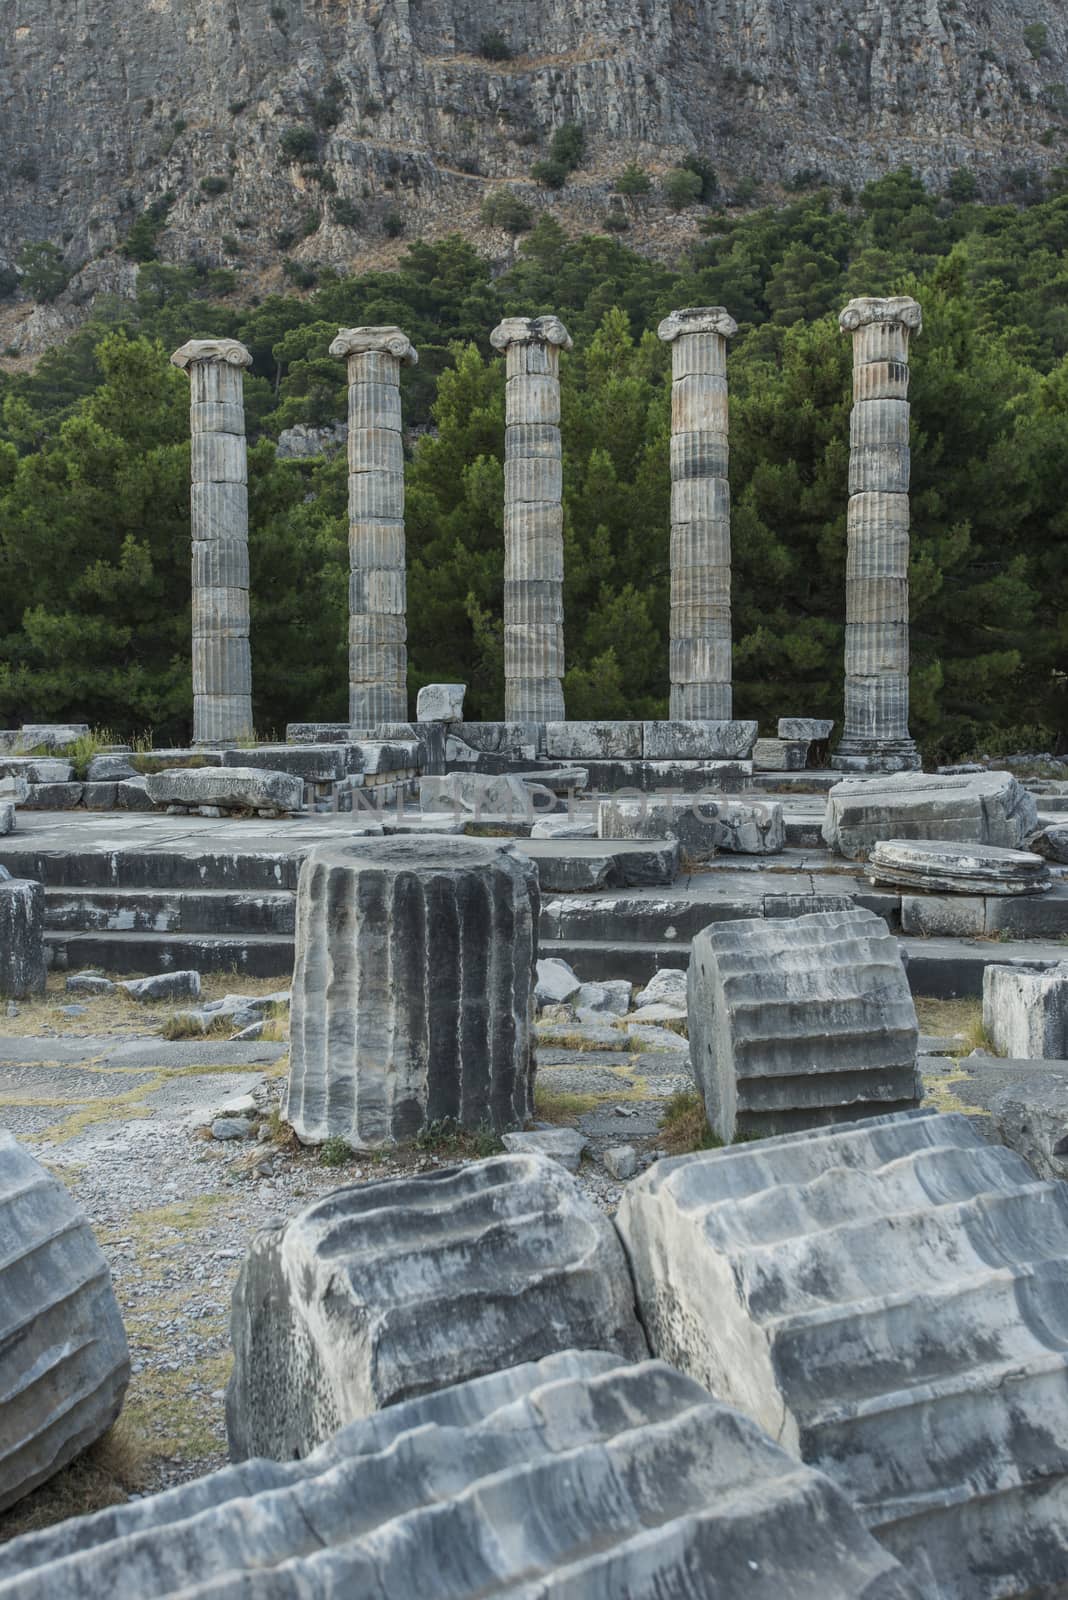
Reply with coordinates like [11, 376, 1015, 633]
[2, 0, 1066, 296]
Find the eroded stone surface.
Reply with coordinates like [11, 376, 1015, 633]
[823, 770, 1039, 860]
[420, 772, 558, 817]
[0, 1353, 917, 1599]
[415, 682, 465, 722]
[0, 1132, 129, 1513]
[868, 838, 1051, 895]
[688, 907, 919, 1141]
[0, 878, 46, 999]
[983, 961, 1068, 1060]
[287, 836, 538, 1148]
[599, 794, 784, 856]
[226, 1154, 647, 1460]
[143, 767, 304, 814]
[616, 1108, 1068, 1600]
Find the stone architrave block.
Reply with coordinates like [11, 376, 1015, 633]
[983, 962, 1068, 1060]
[0, 1354, 919, 1600]
[778, 717, 834, 742]
[869, 838, 1051, 896]
[419, 772, 558, 817]
[415, 682, 465, 722]
[0, 878, 46, 999]
[823, 771, 1039, 860]
[687, 907, 919, 1141]
[143, 767, 304, 814]
[752, 736, 809, 771]
[287, 837, 538, 1148]
[544, 721, 643, 759]
[0, 1132, 130, 1513]
[598, 795, 784, 857]
[226, 1154, 648, 1459]
[616, 1107, 1068, 1599]
[641, 720, 757, 760]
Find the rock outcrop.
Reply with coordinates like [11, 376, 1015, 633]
[287, 835, 538, 1148]
[0, 1132, 129, 1513]
[226, 1153, 647, 1460]
[687, 907, 919, 1140]
[2, 0, 1065, 309]
[616, 1107, 1068, 1599]
[0, 1353, 919, 1599]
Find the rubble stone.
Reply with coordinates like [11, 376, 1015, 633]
[1029, 823, 1068, 865]
[501, 1128, 588, 1171]
[616, 1107, 1068, 1599]
[604, 1144, 639, 1179]
[0, 1132, 129, 1513]
[121, 970, 201, 1003]
[688, 907, 919, 1141]
[535, 956, 581, 1006]
[227, 1154, 646, 1460]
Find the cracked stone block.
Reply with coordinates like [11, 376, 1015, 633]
[419, 771, 558, 817]
[617, 1107, 1068, 1600]
[868, 838, 1051, 896]
[641, 720, 758, 760]
[226, 1153, 648, 1460]
[415, 682, 465, 722]
[688, 907, 919, 1141]
[287, 836, 538, 1149]
[983, 962, 1068, 1060]
[823, 771, 1039, 860]
[778, 717, 834, 742]
[599, 794, 784, 856]
[0, 1353, 918, 1599]
[544, 720, 644, 759]
[0, 1132, 130, 1513]
[0, 878, 46, 999]
[143, 767, 303, 814]
[1028, 824, 1068, 865]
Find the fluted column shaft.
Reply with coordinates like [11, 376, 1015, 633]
[331, 326, 417, 727]
[658, 307, 738, 720]
[491, 315, 572, 723]
[833, 297, 922, 774]
[171, 338, 254, 746]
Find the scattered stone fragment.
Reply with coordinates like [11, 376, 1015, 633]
[227, 1153, 646, 1460]
[1029, 823, 1068, 865]
[635, 968, 689, 1011]
[230, 1022, 264, 1042]
[288, 836, 538, 1148]
[823, 769, 1038, 860]
[538, 1002, 576, 1025]
[0, 1132, 130, 1513]
[0, 1354, 918, 1599]
[535, 956, 582, 1007]
[627, 1023, 689, 1052]
[868, 838, 1051, 895]
[599, 794, 784, 856]
[629, 1002, 688, 1024]
[143, 767, 304, 815]
[616, 1108, 1068, 1599]
[603, 1144, 639, 1179]
[529, 813, 598, 839]
[64, 966, 115, 992]
[501, 1127, 588, 1171]
[419, 771, 558, 816]
[121, 970, 202, 1003]
[0, 877, 46, 1000]
[778, 716, 834, 742]
[0, 803, 12, 836]
[688, 908, 919, 1142]
[58, 1004, 88, 1018]
[211, 1117, 254, 1141]
[415, 682, 466, 723]
[983, 961, 1068, 1059]
[536, 1022, 631, 1051]
[573, 980, 629, 1016]
[85, 754, 136, 782]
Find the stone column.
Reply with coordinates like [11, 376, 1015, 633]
[833, 296, 922, 773]
[330, 326, 417, 727]
[171, 338, 254, 746]
[658, 307, 738, 721]
[490, 315, 572, 723]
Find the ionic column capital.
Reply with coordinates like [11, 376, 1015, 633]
[330, 326, 418, 366]
[657, 306, 738, 343]
[839, 297, 923, 337]
[171, 338, 253, 371]
[490, 316, 573, 354]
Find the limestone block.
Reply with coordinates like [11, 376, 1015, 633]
[0, 1132, 129, 1512]
[287, 837, 538, 1148]
[15, 724, 88, 752]
[687, 908, 919, 1140]
[598, 795, 784, 857]
[616, 1106, 1068, 1599]
[642, 720, 758, 760]
[419, 772, 557, 816]
[415, 682, 465, 722]
[778, 716, 834, 741]
[823, 771, 1039, 860]
[868, 838, 1051, 895]
[0, 1353, 918, 1600]
[121, 970, 201, 1003]
[227, 1153, 646, 1458]
[85, 754, 135, 782]
[983, 962, 1068, 1059]
[0, 878, 46, 998]
[0, 757, 72, 783]
[25, 782, 84, 809]
[143, 767, 303, 814]
[752, 736, 809, 771]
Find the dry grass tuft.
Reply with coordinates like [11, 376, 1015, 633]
[0, 1419, 148, 1545]
[658, 1089, 722, 1155]
[533, 1087, 602, 1123]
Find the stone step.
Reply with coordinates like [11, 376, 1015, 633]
[46, 929, 294, 979]
[0, 841, 302, 892]
[43, 887, 296, 936]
